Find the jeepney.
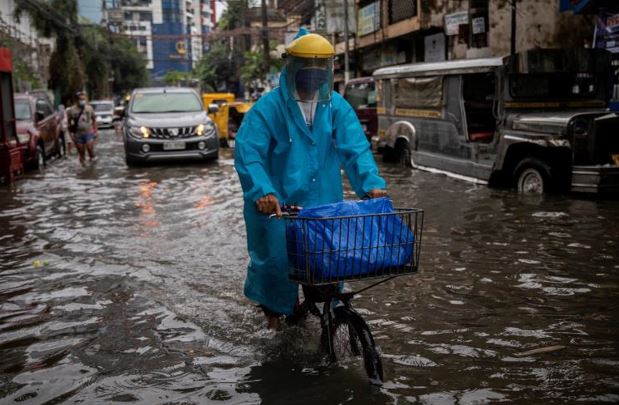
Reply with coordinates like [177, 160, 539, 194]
[374, 48, 619, 194]
[202, 93, 252, 147]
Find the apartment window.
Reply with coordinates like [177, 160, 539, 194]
[140, 12, 152, 21]
[389, 0, 417, 24]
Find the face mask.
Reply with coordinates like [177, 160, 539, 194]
[78, 100, 86, 107]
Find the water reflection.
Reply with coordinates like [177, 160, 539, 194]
[0, 133, 617, 403]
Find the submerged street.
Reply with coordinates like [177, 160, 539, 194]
[1, 131, 618, 404]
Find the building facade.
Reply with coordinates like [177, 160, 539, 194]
[103, 0, 214, 81]
[333, 0, 592, 79]
[0, 0, 55, 91]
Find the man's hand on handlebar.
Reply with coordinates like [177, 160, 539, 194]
[366, 189, 388, 199]
[256, 194, 282, 216]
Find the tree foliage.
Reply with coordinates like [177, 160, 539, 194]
[239, 41, 285, 88]
[14, 0, 148, 104]
[195, 42, 233, 92]
[217, 0, 246, 30]
[107, 36, 149, 95]
[163, 69, 192, 86]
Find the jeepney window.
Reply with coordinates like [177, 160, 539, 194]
[344, 81, 376, 109]
[395, 76, 442, 108]
[509, 73, 597, 99]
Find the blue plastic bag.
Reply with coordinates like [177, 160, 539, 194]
[286, 198, 415, 283]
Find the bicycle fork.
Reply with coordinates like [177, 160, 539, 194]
[319, 297, 354, 363]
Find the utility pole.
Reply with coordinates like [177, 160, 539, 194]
[343, 0, 350, 84]
[510, 0, 516, 55]
[261, 0, 270, 78]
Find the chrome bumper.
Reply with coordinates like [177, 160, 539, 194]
[571, 165, 619, 193]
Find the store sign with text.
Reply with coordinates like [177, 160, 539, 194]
[444, 11, 469, 36]
[594, 9, 619, 53]
[358, 2, 380, 36]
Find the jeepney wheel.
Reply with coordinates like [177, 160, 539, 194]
[397, 140, 413, 168]
[514, 158, 552, 194]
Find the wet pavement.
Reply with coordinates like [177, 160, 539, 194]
[1, 131, 618, 404]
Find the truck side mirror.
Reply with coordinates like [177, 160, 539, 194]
[208, 104, 220, 114]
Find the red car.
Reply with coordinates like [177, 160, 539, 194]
[14, 92, 65, 169]
[343, 77, 377, 143]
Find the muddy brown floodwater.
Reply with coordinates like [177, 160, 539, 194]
[1, 132, 618, 404]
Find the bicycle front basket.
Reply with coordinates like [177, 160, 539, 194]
[285, 199, 423, 285]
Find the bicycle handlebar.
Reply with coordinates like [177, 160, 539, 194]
[269, 204, 302, 218]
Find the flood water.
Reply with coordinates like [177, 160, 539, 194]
[1, 131, 618, 404]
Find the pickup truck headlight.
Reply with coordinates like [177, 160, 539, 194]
[196, 121, 216, 137]
[129, 126, 150, 138]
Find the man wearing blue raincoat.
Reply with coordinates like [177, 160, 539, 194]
[235, 29, 387, 329]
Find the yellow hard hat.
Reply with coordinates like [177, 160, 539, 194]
[286, 33, 335, 58]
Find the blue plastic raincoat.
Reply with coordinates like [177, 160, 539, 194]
[234, 31, 386, 315]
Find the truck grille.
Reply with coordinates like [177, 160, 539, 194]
[591, 115, 619, 165]
[148, 126, 196, 139]
[571, 114, 619, 165]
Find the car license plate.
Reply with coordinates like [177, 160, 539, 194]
[163, 141, 186, 151]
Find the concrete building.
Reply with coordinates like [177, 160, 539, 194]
[0, 0, 55, 91]
[333, 0, 592, 79]
[103, 0, 214, 81]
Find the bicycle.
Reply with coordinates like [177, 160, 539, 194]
[276, 201, 424, 385]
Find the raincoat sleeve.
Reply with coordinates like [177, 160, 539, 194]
[332, 97, 386, 197]
[234, 108, 279, 202]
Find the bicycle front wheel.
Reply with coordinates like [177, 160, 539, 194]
[322, 306, 384, 385]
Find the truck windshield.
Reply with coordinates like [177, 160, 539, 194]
[132, 92, 203, 113]
[509, 73, 598, 99]
[345, 82, 376, 109]
[15, 100, 31, 120]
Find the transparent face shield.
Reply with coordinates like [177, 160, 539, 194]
[286, 55, 334, 102]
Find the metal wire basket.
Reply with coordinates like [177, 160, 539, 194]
[284, 208, 423, 285]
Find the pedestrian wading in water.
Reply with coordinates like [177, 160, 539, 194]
[66, 91, 97, 166]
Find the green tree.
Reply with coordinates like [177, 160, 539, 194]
[15, 0, 148, 103]
[107, 36, 149, 95]
[195, 42, 233, 91]
[81, 25, 111, 99]
[0, 37, 41, 90]
[15, 0, 83, 104]
[164, 69, 191, 86]
[239, 42, 285, 88]
[217, 0, 246, 30]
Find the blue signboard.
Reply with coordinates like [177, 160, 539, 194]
[152, 0, 191, 80]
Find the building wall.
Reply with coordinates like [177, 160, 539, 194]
[421, 0, 592, 60]
[0, 0, 55, 89]
[106, 0, 212, 81]
[488, 0, 592, 56]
